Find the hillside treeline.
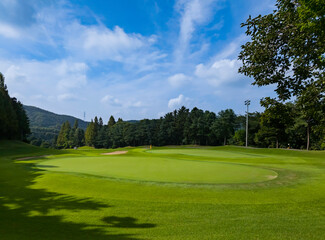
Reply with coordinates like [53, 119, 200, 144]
[23, 105, 88, 148]
[56, 99, 325, 150]
[0, 73, 30, 140]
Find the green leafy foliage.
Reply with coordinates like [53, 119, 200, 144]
[239, 0, 325, 150]
[255, 98, 293, 148]
[239, 0, 325, 101]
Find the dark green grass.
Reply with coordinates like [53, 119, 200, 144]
[0, 140, 325, 239]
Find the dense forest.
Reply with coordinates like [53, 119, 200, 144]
[56, 98, 324, 150]
[0, 73, 30, 141]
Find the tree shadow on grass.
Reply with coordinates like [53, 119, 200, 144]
[0, 153, 155, 239]
[103, 216, 156, 229]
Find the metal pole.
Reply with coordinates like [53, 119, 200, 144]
[245, 100, 250, 147]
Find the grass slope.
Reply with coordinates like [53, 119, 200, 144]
[1, 141, 325, 239]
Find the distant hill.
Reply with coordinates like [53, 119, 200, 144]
[24, 105, 89, 130]
[23, 105, 138, 147]
[23, 105, 89, 147]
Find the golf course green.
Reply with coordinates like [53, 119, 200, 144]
[1, 141, 325, 239]
[37, 151, 277, 184]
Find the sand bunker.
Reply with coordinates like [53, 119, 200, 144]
[101, 151, 128, 155]
[17, 155, 51, 160]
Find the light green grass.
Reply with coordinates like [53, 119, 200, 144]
[37, 153, 277, 184]
[1, 141, 325, 239]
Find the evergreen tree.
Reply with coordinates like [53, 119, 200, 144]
[108, 116, 116, 127]
[72, 119, 78, 131]
[85, 120, 96, 147]
[11, 98, 30, 141]
[73, 128, 85, 147]
[56, 121, 71, 148]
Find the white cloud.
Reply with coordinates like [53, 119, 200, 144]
[65, 24, 149, 62]
[5, 65, 28, 84]
[101, 95, 121, 106]
[0, 3, 162, 72]
[56, 61, 88, 90]
[0, 23, 20, 38]
[1, 59, 88, 103]
[168, 94, 189, 109]
[195, 59, 242, 86]
[168, 73, 189, 87]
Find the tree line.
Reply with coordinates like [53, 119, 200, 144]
[0, 73, 30, 141]
[56, 107, 240, 149]
[56, 100, 324, 150]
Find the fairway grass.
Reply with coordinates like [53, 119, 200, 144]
[37, 154, 277, 184]
[1, 141, 325, 239]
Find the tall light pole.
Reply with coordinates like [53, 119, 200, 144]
[245, 100, 250, 147]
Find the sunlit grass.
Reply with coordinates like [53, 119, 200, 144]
[1, 140, 324, 239]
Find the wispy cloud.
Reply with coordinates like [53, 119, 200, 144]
[174, 0, 220, 63]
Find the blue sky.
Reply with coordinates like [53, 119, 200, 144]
[0, 0, 276, 121]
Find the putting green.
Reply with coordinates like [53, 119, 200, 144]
[37, 152, 277, 184]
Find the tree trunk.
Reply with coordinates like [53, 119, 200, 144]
[276, 138, 279, 149]
[307, 125, 310, 151]
[224, 137, 226, 146]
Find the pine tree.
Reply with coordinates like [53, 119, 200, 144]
[56, 121, 71, 148]
[107, 116, 116, 128]
[73, 128, 85, 147]
[85, 120, 96, 147]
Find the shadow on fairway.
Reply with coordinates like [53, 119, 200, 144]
[103, 216, 156, 228]
[0, 156, 155, 240]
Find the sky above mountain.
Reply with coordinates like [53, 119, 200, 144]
[0, 0, 277, 121]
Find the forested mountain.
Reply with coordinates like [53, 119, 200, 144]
[24, 105, 88, 129]
[23, 105, 88, 147]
